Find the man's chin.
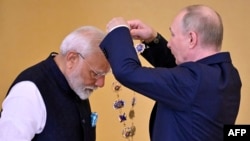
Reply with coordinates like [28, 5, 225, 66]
[77, 89, 94, 100]
[85, 88, 94, 94]
[78, 92, 91, 100]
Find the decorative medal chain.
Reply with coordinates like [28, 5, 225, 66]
[112, 81, 136, 141]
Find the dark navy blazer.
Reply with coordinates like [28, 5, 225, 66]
[100, 27, 241, 141]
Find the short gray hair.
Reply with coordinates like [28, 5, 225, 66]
[181, 5, 223, 50]
[60, 26, 106, 56]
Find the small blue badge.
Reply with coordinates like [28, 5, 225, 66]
[135, 43, 145, 53]
[91, 112, 98, 127]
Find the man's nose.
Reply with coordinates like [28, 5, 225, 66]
[95, 76, 105, 87]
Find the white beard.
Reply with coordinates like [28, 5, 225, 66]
[66, 66, 96, 100]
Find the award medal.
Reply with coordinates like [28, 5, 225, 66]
[112, 81, 136, 140]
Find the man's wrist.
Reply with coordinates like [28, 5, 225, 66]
[143, 33, 161, 45]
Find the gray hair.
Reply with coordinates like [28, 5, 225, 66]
[181, 5, 223, 50]
[60, 26, 106, 56]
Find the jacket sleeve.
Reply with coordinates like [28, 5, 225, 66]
[100, 27, 193, 110]
[141, 33, 176, 68]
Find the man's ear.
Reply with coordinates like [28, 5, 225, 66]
[66, 52, 79, 69]
[189, 31, 197, 48]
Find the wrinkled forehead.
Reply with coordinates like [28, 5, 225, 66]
[169, 11, 186, 33]
[173, 10, 186, 25]
[85, 52, 110, 71]
[85, 50, 106, 60]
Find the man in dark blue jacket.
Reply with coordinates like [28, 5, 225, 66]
[100, 4, 241, 141]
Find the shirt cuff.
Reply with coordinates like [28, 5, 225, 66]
[108, 25, 130, 32]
